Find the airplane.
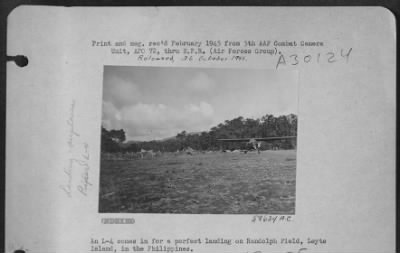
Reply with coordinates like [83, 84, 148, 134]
[217, 136, 296, 154]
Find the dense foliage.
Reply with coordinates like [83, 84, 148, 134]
[102, 114, 297, 153]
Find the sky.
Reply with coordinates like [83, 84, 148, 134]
[102, 66, 298, 141]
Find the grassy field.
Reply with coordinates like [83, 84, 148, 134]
[99, 150, 296, 214]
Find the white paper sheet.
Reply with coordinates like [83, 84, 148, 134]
[6, 6, 396, 253]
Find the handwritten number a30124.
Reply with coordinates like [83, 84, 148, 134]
[275, 48, 352, 69]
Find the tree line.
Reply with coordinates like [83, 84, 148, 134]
[101, 113, 297, 153]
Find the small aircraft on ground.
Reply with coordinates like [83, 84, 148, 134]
[217, 136, 296, 154]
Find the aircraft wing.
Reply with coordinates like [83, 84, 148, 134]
[217, 136, 296, 142]
[254, 136, 296, 141]
[217, 138, 252, 142]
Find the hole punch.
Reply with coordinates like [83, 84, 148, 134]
[14, 250, 26, 253]
[6, 55, 29, 67]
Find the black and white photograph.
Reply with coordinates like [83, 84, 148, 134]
[99, 66, 298, 214]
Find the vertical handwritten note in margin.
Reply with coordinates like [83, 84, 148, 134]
[60, 100, 92, 198]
